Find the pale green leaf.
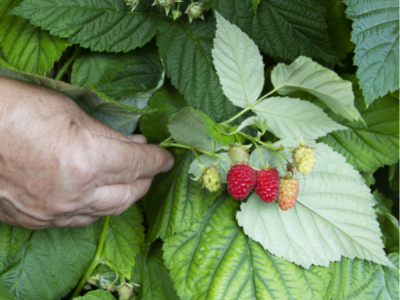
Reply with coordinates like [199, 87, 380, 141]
[103, 204, 144, 280]
[326, 258, 376, 300]
[213, 0, 336, 63]
[157, 17, 240, 122]
[346, 253, 399, 300]
[131, 243, 179, 300]
[222, 116, 268, 136]
[0, 0, 69, 75]
[71, 50, 138, 87]
[344, 0, 399, 105]
[74, 290, 116, 300]
[140, 87, 187, 144]
[11, 0, 166, 52]
[271, 56, 362, 122]
[238, 143, 392, 269]
[212, 12, 264, 108]
[142, 150, 217, 242]
[319, 75, 399, 172]
[252, 96, 346, 139]
[188, 153, 230, 184]
[0, 226, 97, 300]
[164, 193, 331, 300]
[0, 224, 31, 273]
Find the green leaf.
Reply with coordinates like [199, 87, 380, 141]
[346, 253, 399, 300]
[11, 0, 165, 52]
[0, 226, 97, 300]
[238, 142, 392, 269]
[213, 0, 336, 63]
[95, 55, 164, 99]
[374, 192, 399, 254]
[252, 96, 346, 139]
[168, 107, 236, 151]
[164, 192, 330, 300]
[319, 75, 399, 172]
[389, 162, 399, 191]
[326, 258, 376, 300]
[271, 56, 362, 122]
[222, 116, 268, 136]
[140, 87, 187, 144]
[142, 149, 217, 242]
[0, 0, 69, 75]
[131, 242, 179, 300]
[103, 204, 144, 280]
[212, 12, 264, 108]
[71, 50, 138, 87]
[189, 153, 231, 183]
[157, 17, 240, 122]
[73, 290, 116, 300]
[0, 224, 31, 273]
[0, 280, 15, 300]
[323, 0, 354, 60]
[252, 0, 260, 14]
[344, 0, 399, 105]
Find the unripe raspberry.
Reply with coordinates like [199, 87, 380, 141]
[227, 164, 257, 200]
[255, 168, 280, 203]
[117, 283, 134, 300]
[125, 0, 139, 10]
[277, 177, 299, 211]
[200, 165, 222, 192]
[293, 142, 317, 175]
[185, 2, 204, 23]
[152, 0, 182, 15]
[228, 144, 249, 164]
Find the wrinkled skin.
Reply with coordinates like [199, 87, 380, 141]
[0, 76, 174, 229]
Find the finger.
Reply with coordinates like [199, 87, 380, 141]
[92, 135, 174, 185]
[84, 178, 153, 216]
[51, 215, 99, 227]
[84, 114, 131, 142]
[127, 135, 147, 144]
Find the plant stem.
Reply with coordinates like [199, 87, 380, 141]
[55, 48, 80, 81]
[71, 216, 110, 299]
[224, 87, 279, 124]
[253, 142, 265, 168]
[161, 142, 229, 161]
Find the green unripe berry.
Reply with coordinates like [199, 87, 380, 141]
[228, 144, 249, 164]
[158, 0, 174, 7]
[293, 146, 317, 175]
[185, 2, 204, 23]
[201, 165, 222, 192]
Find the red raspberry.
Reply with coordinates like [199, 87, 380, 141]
[255, 168, 280, 203]
[227, 164, 257, 200]
[277, 177, 299, 211]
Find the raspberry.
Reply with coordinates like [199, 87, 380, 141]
[117, 283, 133, 300]
[228, 144, 249, 164]
[293, 143, 317, 175]
[201, 165, 222, 192]
[255, 168, 280, 203]
[227, 164, 257, 200]
[185, 2, 204, 23]
[277, 177, 299, 211]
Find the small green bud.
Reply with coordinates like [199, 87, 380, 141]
[185, 2, 204, 23]
[118, 283, 134, 300]
[228, 144, 250, 164]
[199, 165, 222, 192]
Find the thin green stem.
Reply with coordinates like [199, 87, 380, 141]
[70, 216, 110, 299]
[274, 152, 285, 170]
[192, 149, 202, 164]
[161, 142, 229, 161]
[224, 87, 279, 124]
[55, 48, 80, 81]
[253, 142, 265, 168]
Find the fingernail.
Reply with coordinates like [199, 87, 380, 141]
[161, 158, 175, 173]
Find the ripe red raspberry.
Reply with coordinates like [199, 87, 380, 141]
[277, 177, 299, 211]
[227, 164, 257, 200]
[255, 168, 280, 203]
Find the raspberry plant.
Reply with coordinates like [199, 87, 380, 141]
[0, 1, 399, 300]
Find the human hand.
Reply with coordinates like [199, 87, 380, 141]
[0, 76, 174, 229]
